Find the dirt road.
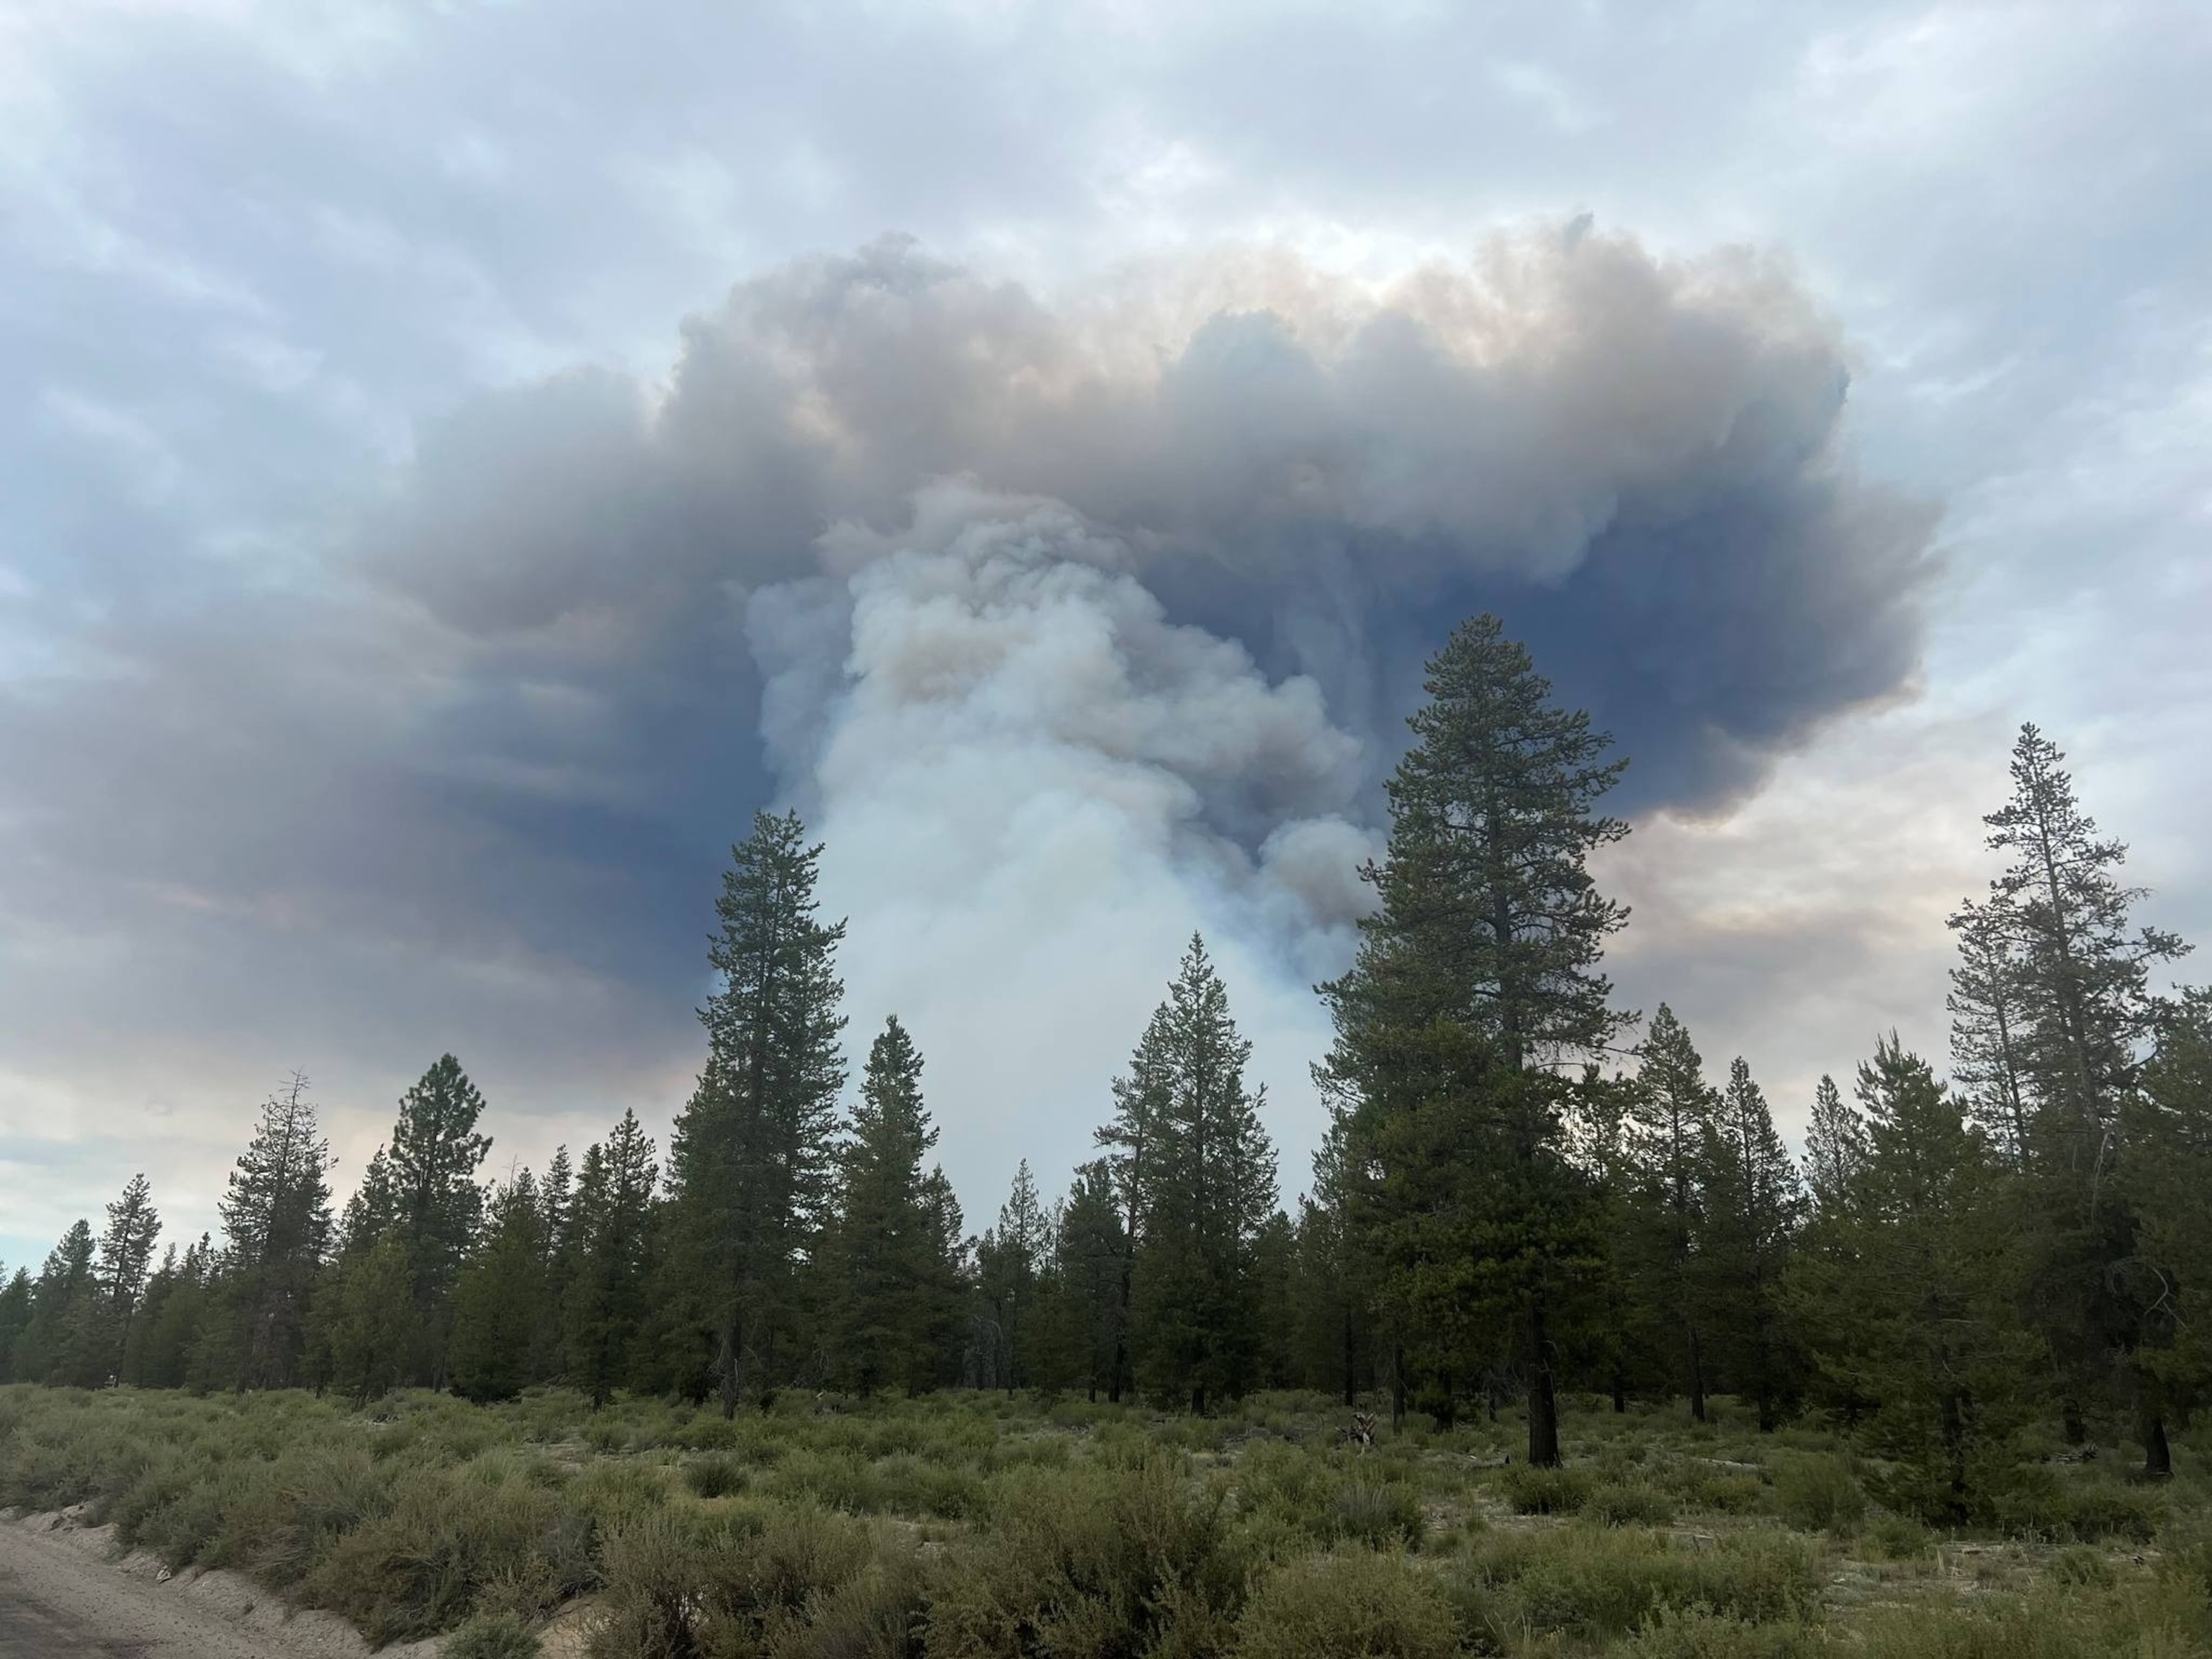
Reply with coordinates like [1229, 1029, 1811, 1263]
[0, 1510, 438, 1659]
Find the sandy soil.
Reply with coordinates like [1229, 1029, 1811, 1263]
[0, 1506, 442, 1659]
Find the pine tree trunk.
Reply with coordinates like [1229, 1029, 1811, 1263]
[718, 1308, 745, 1420]
[1341, 1305, 1357, 1408]
[1390, 1336, 1406, 1432]
[1611, 1371, 1626, 1414]
[1527, 1298, 1561, 1468]
[1941, 1389, 1968, 1513]
[2143, 1411, 2172, 1480]
[1688, 1326, 1707, 1424]
[2062, 1398, 2087, 1446]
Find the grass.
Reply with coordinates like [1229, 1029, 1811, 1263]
[1, 1383, 2207, 1657]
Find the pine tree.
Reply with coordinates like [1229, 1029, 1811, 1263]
[1802, 1074, 1868, 1213]
[1033, 1161, 1127, 1401]
[1290, 1106, 1374, 1407]
[1951, 726, 2189, 1448]
[984, 1159, 1050, 1393]
[1321, 614, 1629, 1465]
[382, 1054, 494, 1388]
[321, 1232, 414, 1405]
[65, 1172, 162, 1385]
[1792, 1037, 2031, 1518]
[1095, 1004, 1170, 1403]
[0, 1268, 32, 1382]
[2119, 990, 2212, 1476]
[13, 1220, 96, 1383]
[215, 1073, 336, 1390]
[665, 811, 848, 1416]
[1696, 1057, 1805, 1431]
[1947, 901, 2036, 1166]
[821, 1017, 949, 1396]
[535, 1144, 577, 1384]
[449, 1169, 544, 1403]
[1625, 1005, 1718, 1421]
[567, 1110, 660, 1409]
[1123, 936, 1278, 1413]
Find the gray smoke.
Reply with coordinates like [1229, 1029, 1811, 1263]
[0, 222, 1937, 1209]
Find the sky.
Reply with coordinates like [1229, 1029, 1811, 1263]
[2, 0, 2208, 1274]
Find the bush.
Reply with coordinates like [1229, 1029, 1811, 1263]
[446, 1609, 542, 1659]
[1771, 1455, 1864, 1535]
[1585, 1480, 1676, 1527]
[2047, 1544, 2114, 1588]
[1233, 1550, 1457, 1659]
[1457, 1527, 1820, 1644]
[925, 1458, 1246, 1658]
[1498, 1463, 1594, 1516]
[1621, 1605, 1825, 1659]
[1328, 1480, 1426, 1550]
[685, 1452, 749, 1498]
[1859, 1512, 1933, 1561]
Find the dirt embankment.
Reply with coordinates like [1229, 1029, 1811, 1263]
[0, 1506, 442, 1659]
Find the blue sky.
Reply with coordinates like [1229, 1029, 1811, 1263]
[2, 0, 2207, 1274]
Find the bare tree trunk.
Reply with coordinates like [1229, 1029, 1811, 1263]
[2144, 1411, 2172, 1480]
[1389, 1336, 1406, 1432]
[1527, 1298, 1561, 1467]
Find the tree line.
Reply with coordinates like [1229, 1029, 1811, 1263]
[4, 613, 2205, 1512]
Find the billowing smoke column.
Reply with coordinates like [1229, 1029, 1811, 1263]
[366, 223, 1936, 1192]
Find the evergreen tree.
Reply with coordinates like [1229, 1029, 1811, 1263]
[981, 1159, 1050, 1393]
[1032, 1161, 1126, 1401]
[567, 1110, 660, 1409]
[1947, 901, 2036, 1166]
[382, 1054, 494, 1388]
[1321, 614, 1629, 1465]
[1794, 1037, 2031, 1518]
[64, 1172, 162, 1385]
[12, 1220, 96, 1382]
[821, 1017, 951, 1396]
[214, 1073, 336, 1390]
[1696, 1057, 1804, 1431]
[1951, 726, 2189, 1447]
[1095, 1004, 1169, 1403]
[665, 811, 848, 1415]
[2120, 990, 2212, 1476]
[1625, 1005, 1718, 1421]
[0, 1268, 32, 1382]
[535, 1144, 577, 1384]
[1289, 1106, 1375, 1407]
[448, 1168, 544, 1403]
[1123, 936, 1278, 1413]
[1802, 1074, 1868, 1213]
[320, 1232, 414, 1405]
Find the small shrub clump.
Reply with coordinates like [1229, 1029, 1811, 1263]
[1771, 1453, 1866, 1535]
[1233, 1549, 1458, 1659]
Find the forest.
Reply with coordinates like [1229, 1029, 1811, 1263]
[4, 612, 2210, 1659]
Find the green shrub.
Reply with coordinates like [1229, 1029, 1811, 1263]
[1233, 1550, 1457, 1659]
[445, 1609, 542, 1659]
[1620, 1605, 1825, 1659]
[1859, 1511, 1934, 1561]
[685, 1452, 748, 1498]
[925, 1457, 1245, 1658]
[1771, 1454, 1864, 1535]
[1585, 1480, 1676, 1527]
[1982, 1470, 2163, 1542]
[2046, 1544, 2114, 1588]
[1498, 1463, 1594, 1515]
[1458, 1526, 1820, 1643]
[1328, 1479, 1426, 1550]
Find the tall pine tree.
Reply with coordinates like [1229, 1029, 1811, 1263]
[666, 811, 847, 1415]
[1321, 614, 1629, 1465]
